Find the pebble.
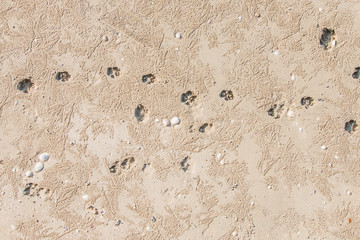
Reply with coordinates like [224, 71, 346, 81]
[102, 35, 109, 42]
[34, 162, 44, 172]
[347, 190, 352, 196]
[162, 119, 171, 127]
[170, 117, 180, 125]
[287, 110, 295, 119]
[220, 160, 225, 165]
[291, 74, 296, 80]
[232, 231, 238, 236]
[299, 127, 303, 132]
[175, 32, 182, 39]
[321, 145, 328, 150]
[250, 201, 255, 206]
[39, 152, 50, 162]
[217, 153, 223, 159]
[82, 194, 89, 200]
[274, 50, 279, 56]
[25, 171, 33, 177]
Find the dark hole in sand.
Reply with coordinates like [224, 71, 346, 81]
[180, 157, 189, 172]
[121, 157, 135, 169]
[301, 97, 314, 109]
[345, 120, 357, 133]
[320, 28, 336, 50]
[352, 67, 360, 79]
[220, 90, 234, 101]
[199, 123, 212, 133]
[17, 78, 33, 93]
[268, 105, 276, 117]
[181, 91, 197, 105]
[109, 161, 119, 173]
[56, 71, 71, 82]
[135, 104, 147, 122]
[23, 183, 33, 195]
[142, 74, 155, 84]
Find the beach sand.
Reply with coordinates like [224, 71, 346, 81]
[1, 0, 360, 239]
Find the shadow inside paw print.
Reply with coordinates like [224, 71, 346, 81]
[17, 78, 33, 93]
[352, 67, 360, 79]
[181, 91, 197, 105]
[220, 90, 234, 101]
[199, 123, 212, 133]
[56, 71, 71, 82]
[107, 67, 120, 78]
[301, 97, 314, 109]
[180, 157, 189, 172]
[135, 104, 147, 122]
[121, 157, 135, 170]
[268, 104, 284, 119]
[109, 161, 119, 173]
[345, 120, 357, 133]
[320, 28, 336, 50]
[142, 74, 155, 84]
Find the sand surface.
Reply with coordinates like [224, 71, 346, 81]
[1, 0, 360, 239]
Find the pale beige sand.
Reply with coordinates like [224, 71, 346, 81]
[1, 0, 360, 239]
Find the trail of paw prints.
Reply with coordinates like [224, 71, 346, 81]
[181, 91, 197, 105]
[320, 28, 336, 50]
[301, 96, 314, 109]
[142, 74, 155, 84]
[267, 103, 285, 119]
[17, 78, 33, 93]
[107, 67, 120, 79]
[109, 157, 135, 173]
[55, 71, 71, 82]
[220, 90, 234, 101]
[345, 120, 357, 133]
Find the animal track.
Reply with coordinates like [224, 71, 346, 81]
[268, 103, 285, 119]
[320, 28, 336, 50]
[181, 91, 197, 105]
[142, 74, 155, 84]
[109, 161, 119, 173]
[107, 67, 120, 78]
[56, 71, 71, 82]
[17, 78, 33, 93]
[199, 123, 212, 133]
[301, 97, 314, 109]
[135, 104, 147, 122]
[120, 157, 135, 170]
[352, 67, 360, 79]
[220, 90, 234, 101]
[180, 157, 189, 172]
[23, 183, 51, 198]
[345, 120, 357, 133]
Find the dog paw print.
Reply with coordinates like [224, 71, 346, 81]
[55, 71, 71, 82]
[107, 67, 120, 78]
[142, 74, 155, 84]
[220, 90, 234, 101]
[301, 97, 314, 109]
[17, 78, 33, 93]
[87, 205, 105, 216]
[181, 91, 197, 105]
[320, 28, 336, 50]
[267, 104, 285, 119]
[352, 67, 360, 79]
[120, 157, 135, 170]
[109, 161, 119, 173]
[135, 104, 147, 122]
[180, 157, 189, 172]
[23, 183, 51, 198]
[199, 123, 212, 133]
[345, 120, 357, 133]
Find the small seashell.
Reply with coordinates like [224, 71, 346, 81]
[34, 162, 44, 172]
[162, 119, 171, 127]
[25, 171, 33, 177]
[170, 117, 180, 125]
[82, 194, 89, 200]
[321, 145, 327, 150]
[39, 152, 50, 162]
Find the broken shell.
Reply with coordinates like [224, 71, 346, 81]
[34, 162, 44, 172]
[170, 117, 180, 125]
[39, 152, 50, 162]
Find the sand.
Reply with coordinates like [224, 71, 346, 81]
[1, 0, 360, 239]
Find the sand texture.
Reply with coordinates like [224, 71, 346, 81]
[1, 0, 360, 239]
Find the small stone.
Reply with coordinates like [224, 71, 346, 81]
[82, 194, 89, 200]
[12, 168, 17, 172]
[33, 162, 44, 172]
[250, 201, 255, 206]
[291, 74, 296, 80]
[39, 152, 50, 162]
[170, 117, 180, 125]
[255, 13, 261, 18]
[102, 35, 109, 42]
[238, 16, 242, 21]
[232, 231, 238, 236]
[274, 50, 279, 56]
[287, 110, 295, 119]
[25, 171, 33, 177]
[155, 118, 160, 123]
[220, 160, 225, 165]
[162, 119, 171, 127]
[321, 145, 327, 150]
[299, 128, 303, 132]
[347, 190, 352, 196]
[175, 32, 182, 39]
[217, 153, 223, 159]
[152, 216, 156, 222]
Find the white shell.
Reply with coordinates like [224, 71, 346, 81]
[25, 171, 33, 177]
[34, 162, 44, 172]
[39, 152, 50, 161]
[321, 145, 328, 150]
[170, 117, 180, 125]
[175, 32, 182, 39]
[162, 119, 171, 127]
[82, 194, 89, 200]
